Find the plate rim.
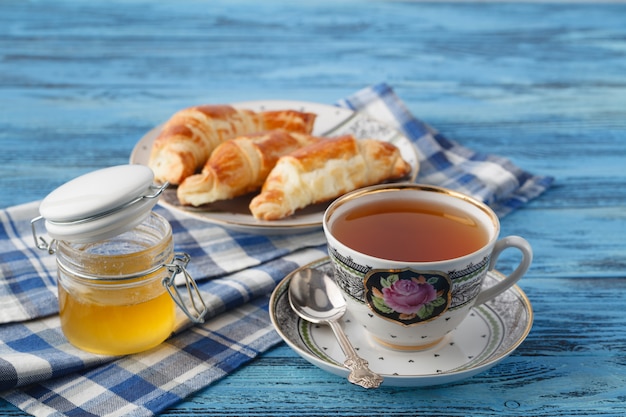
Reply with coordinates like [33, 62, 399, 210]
[129, 99, 420, 234]
[269, 257, 534, 387]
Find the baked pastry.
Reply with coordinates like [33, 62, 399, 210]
[177, 130, 322, 206]
[148, 105, 316, 184]
[249, 135, 412, 220]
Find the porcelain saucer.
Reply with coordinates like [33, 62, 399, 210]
[269, 258, 533, 387]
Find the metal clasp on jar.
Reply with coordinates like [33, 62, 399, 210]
[163, 252, 208, 324]
[31, 216, 57, 254]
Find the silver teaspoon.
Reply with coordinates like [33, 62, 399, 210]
[288, 267, 384, 389]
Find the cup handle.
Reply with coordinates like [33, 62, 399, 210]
[473, 236, 533, 306]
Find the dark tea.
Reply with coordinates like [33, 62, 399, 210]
[330, 198, 490, 262]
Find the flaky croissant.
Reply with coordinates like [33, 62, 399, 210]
[148, 105, 316, 185]
[249, 135, 412, 220]
[177, 130, 322, 206]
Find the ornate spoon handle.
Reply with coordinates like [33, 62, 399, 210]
[328, 321, 384, 389]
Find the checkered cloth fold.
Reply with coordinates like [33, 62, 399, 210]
[0, 83, 553, 416]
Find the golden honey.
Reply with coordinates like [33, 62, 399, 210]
[55, 212, 177, 355]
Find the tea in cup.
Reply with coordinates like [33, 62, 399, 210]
[323, 183, 532, 350]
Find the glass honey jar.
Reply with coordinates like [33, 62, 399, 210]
[32, 165, 207, 355]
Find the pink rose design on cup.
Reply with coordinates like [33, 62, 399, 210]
[382, 278, 437, 315]
[365, 270, 451, 324]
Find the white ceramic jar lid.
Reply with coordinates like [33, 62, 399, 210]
[38, 165, 166, 243]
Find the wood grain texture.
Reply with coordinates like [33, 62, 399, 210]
[1, 0, 626, 415]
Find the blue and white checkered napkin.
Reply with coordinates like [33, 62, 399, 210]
[0, 83, 553, 416]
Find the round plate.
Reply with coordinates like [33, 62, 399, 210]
[130, 100, 419, 235]
[269, 258, 533, 387]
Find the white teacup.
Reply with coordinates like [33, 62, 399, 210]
[323, 183, 532, 351]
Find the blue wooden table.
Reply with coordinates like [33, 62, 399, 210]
[2, 1, 626, 415]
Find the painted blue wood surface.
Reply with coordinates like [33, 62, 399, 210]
[1, 0, 626, 415]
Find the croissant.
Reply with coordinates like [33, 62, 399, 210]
[177, 130, 322, 206]
[249, 135, 412, 220]
[148, 105, 316, 184]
